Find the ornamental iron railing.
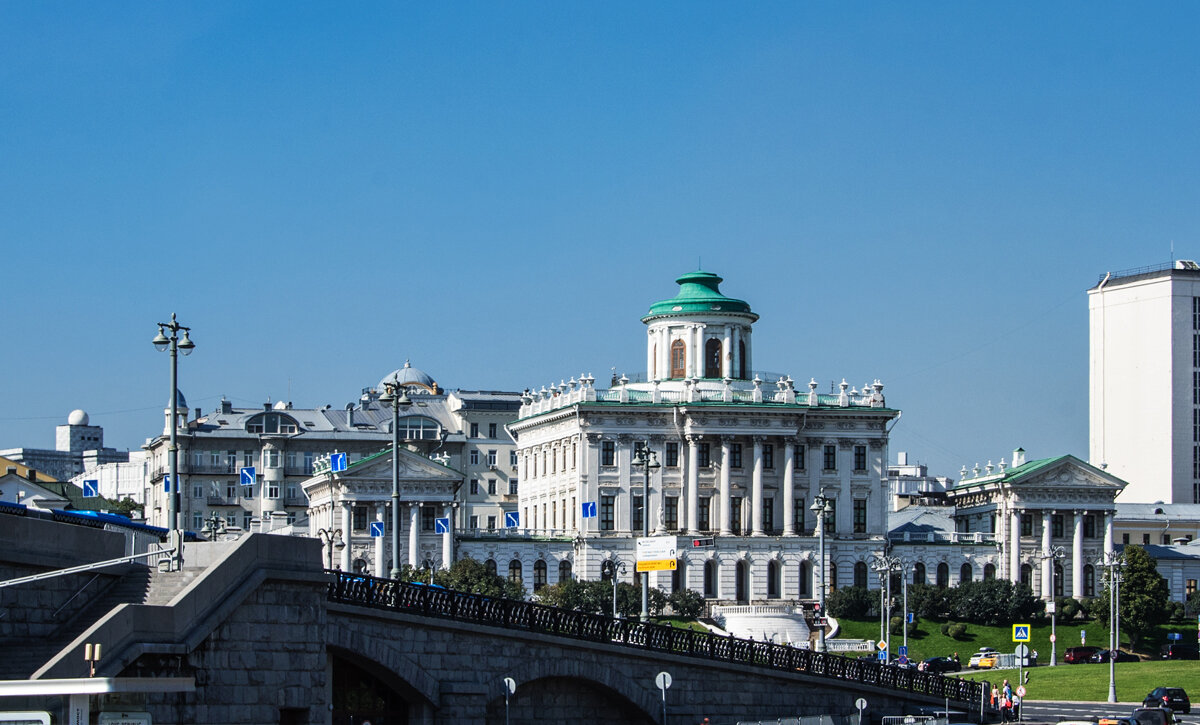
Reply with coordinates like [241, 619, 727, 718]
[326, 571, 987, 706]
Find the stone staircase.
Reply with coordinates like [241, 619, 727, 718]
[1, 565, 203, 679]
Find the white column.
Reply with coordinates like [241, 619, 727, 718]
[1041, 510, 1053, 599]
[1103, 512, 1114, 555]
[690, 325, 701, 378]
[660, 329, 670, 380]
[340, 502, 352, 571]
[719, 438, 732, 535]
[722, 326, 733, 378]
[442, 504, 454, 569]
[687, 436, 700, 533]
[374, 504, 385, 577]
[409, 502, 421, 568]
[751, 437, 764, 536]
[783, 441, 796, 536]
[1072, 510, 1084, 598]
[1009, 509, 1021, 583]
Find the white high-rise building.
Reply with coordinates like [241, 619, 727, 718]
[1089, 260, 1200, 504]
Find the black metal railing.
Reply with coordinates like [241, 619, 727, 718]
[326, 571, 987, 705]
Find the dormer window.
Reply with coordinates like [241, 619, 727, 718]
[396, 416, 440, 441]
[246, 412, 299, 435]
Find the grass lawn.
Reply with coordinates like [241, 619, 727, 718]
[955, 660, 1200, 703]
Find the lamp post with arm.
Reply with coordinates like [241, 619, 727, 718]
[811, 492, 834, 652]
[1041, 545, 1066, 666]
[632, 445, 661, 623]
[378, 380, 413, 579]
[1097, 552, 1125, 703]
[317, 527, 345, 570]
[152, 314, 195, 572]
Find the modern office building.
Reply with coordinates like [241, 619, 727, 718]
[1089, 260, 1200, 503]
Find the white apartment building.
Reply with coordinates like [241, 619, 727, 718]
[1089, 260, 1200, 504]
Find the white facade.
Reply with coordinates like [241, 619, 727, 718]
[1089, 261, 1200, 504]
[68, 450, 148, 503]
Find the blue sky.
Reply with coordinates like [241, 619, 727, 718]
[2, 3, 1197, 479]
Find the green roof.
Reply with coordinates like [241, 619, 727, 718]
[952, 454, 1077, 490]
[642, 271, 757, 321]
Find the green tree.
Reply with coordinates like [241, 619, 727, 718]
[434, 557, 526, 599]
[827, 585, 875, 619]
[1090, 546, 1169, 648]
[948, 579, 1042, 626]
[908, 583, 952, 619]
[668, 588, 705, 618]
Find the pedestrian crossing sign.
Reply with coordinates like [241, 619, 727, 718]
[1012, 624, 1031, 642]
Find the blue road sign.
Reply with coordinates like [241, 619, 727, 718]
[898, 655, 908, 665]
[330, 452, 348, 473]
[1013, 625, 1031, 642]
[504, 511, 520, 528]
[581, 501, 597, 519]
[435, 517, 450, 534]
[1168, 632, 1181, 641]
[877, 652, 887, 662]
[240, 467, 256, 485]
[899, 645, 907, 657]
[163, 475, 171, 493]
[907, 612, 914, 623]
[82, 480, 98, 498]
[369, 521, 385, 537]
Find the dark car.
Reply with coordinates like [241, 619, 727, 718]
[1160, 644, 1199, 660]
[1065, 646, 1102, 664]
[921, 656, 962, 674]
[1131, 708, 1177, 725]
[1143, 688, 1190, 714]
[1091, 649, 1139, 663]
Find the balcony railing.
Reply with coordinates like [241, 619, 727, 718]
[327, 572, 988, 706]
[888, 531, 998, 545]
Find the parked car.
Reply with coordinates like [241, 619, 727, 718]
[1091, 649, 1139, 663]
[1131, 708, 1177, 725]
[976, 653, 999, 669]
[968, 647, 999, 668]
[1160, 644, 1199, 660]
[1065, 646, 1102, 664]
[1099, 718, 1134, 725]
[1143, 688, 1190, 714]
[921, 656, 962, 674]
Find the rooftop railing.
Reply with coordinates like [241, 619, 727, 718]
[326, 571, 986, 706]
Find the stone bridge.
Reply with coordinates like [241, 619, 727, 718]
[1, 516, 987, 725]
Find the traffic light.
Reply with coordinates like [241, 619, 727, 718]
[691, 537, 715, 548]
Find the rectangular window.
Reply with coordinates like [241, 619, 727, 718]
[487, 515, 496, 530]
[243, 450, 255, 467]
[730, 444, 743, 469]
[633, 495, 644, 532]
[267, 482, 279, 499]
[853, 445, 867, 472]
[601, 441, 615, 466]
[600, 495, 615, 531]
[1052, 514, 1064, 538]
[193, 483, 204, 499]
[303, 451, 314, 473]
[1084, 515, 1096, 538]
[285, 451, 298, 471]
[489, 423, 497, 438]
[823, 445, 837, 471]
[352, 506, 367, 531]
[699, 443, 711, 467]
[285, 484, 297, 500]
[763, 444, 774, 469]
[242, 511, 252, 529]
[265, 450, 280, 468]
[470, 422, 479, 437]
[794, 500, 805, 533]
[730, 496, 742, 535]
[193, 511, 204, 529]
[666, 442, 679, 467]
[487, 449, 497, 466]
[470, 479, 479, 495]
[509, 478, 518, 495]
[510, 450, 518, 466]
[470, 450, 479, 465]
[763, 498, 774, 532]
[1143, 533, 1151, 545]
[226, 482, 237, 500]
[422, 507, 435, 531]
[853, 499, 867, 534]
[1163, 534, 1172, 544]
[1122, 533, 1130, 545]
[1187, 579, 1197, 596]
[796, 445, 806, 470]
[664, 496, 679, 530]
[1021, 514, 1033, 537]
[469, 515, 478, 529]
[698, 496, 711, 531]
[488, 479, 497, 495]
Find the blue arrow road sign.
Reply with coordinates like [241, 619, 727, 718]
[240, 467, 256, 485]
[330, 452, 348, 473]
[369, 521, 384, 537]
[435, 517, 450, 534]
[82, 480, 98, 497]
[163, 475, 171, 493]
[877, 652, 887, 662]
[504, 511, 520, 528]
[581, 501, 597, 518]
[899, 646, 907, 657]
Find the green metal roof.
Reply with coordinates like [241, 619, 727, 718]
[952, 454, 1078, 490]
[642, 271, 757, 321]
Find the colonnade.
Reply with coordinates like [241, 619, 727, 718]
[646, 322, 752, 381]
[319, 499, 455, 577]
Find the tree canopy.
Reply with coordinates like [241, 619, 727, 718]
[1087, 545, 1169, 648]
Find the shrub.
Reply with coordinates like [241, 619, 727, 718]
[668, 588, 704, 618]
[827, 585, 875, 619]
[946, 622, 968, 640]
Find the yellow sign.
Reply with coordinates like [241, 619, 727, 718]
[1012, 624, 1031, 642]
[636, 559, 677, 572]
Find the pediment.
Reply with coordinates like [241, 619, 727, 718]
[339, 448, 463, 484]
[1009, 457, 1126, 492]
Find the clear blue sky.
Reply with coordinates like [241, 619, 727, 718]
[2, 3, 1197, 479]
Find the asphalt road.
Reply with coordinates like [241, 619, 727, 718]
[1017, 700, 1196, 725]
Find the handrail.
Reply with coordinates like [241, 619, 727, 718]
[0, 547, 172, 590]
[326, 571, 986, 706]
[52, 573, 103, 619]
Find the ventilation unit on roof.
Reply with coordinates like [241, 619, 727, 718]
[1176, 260, 1200, 270]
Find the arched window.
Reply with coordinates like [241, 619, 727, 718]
[704, 338, 722, 378]
[246, 412, 299, 435]
[913, 562, 926, 586]
[558, 559, 572, 583]
[735, 560, 750, 603]
[704, 559, 718, 598]
[1053, 563, 1064, 597]
[485, 559, 497, 576]
[670, 340, 687, 379]
[828, 562, 838, 591]
[960, 563, 972, 584]
[1084, 564, 1095, 597]
[508, 559, 522, 584]
[767, 560, 782, 599]
[1020, 563, 1032, 588]
[936, 563, 949, 588]
[533, 560, 547, 591]
[854, 561, 868, 588]
[798, 561, 811, 597]
[983, 563, 996, 580]
[395, 416, 440, 440]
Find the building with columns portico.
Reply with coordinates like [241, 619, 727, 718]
[506, 270, 899, 603]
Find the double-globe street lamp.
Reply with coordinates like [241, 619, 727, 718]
[872, 554, 908, 660]
[317, 527, 346, 570]
[152, 314, 195, 572]
[1041, 545, 1066, 666]
[1096, 551, 1125, 703]
[810, 492, 834, 652]
[378, 380, 413, 579]
[632, 445, 661, 623]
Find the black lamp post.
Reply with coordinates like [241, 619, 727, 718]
[632, 445, 661, 622]
[378, 380, 412, 578]
[152, 313, 194, 572]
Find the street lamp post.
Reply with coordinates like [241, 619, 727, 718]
[200, 513, 226, 542]
[810, 492, 834, 652]
[378, 380, 413, 579]
[632, 445, 661, 623]
[606, 560, 628, 618]
[152, 314, 195, 572]
[1041, 545, 1066, 666]
[317, 527, 345, 570]
[1097, 552, 1125, 703]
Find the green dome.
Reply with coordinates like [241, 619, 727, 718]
[642, 271, 757, 321]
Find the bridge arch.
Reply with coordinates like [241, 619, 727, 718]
[497, 655, 658, 721]
[328, 620, 441, 706]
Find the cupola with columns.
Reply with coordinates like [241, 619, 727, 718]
[642, 270, 759, 381]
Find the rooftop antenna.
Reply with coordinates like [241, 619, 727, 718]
[698, 256, 702, 271]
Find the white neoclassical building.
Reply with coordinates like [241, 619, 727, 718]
[506, 270, 899, 602]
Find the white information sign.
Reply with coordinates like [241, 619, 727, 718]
[636, 536, 678, 562]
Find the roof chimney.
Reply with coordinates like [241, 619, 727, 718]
[1012, 448, 1026, 467]
[346, 403, 355, 427]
